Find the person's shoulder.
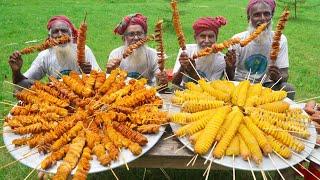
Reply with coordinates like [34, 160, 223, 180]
[232, 31, 248, 39]
[36, 49, 52, 60]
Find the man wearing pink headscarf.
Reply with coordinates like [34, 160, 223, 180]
[227, 0, 295, 100]
[107, 13, 168, 86]
[8, 15, 100, 89]
[172, 16, 228, 86]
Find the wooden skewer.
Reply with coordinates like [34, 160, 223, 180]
[8, 145, 26, 153]
[287, 91, 295, 94]
[172, 83, 184, 90]
[232, 155, 235, 180]
[0, 143, 14, 149]
[280, 85, 286, 91]
[298, 163, 320, 180]
[118, 148, 129, 170]
[260, 74, 267, 84]
[109, 165, 119, 180]
[224, 70, 230, 81]
[202, 158, 211, 177]
[247, 157, 257, 180]
[252, 72, 258, 83]
[293, 135, 320, 147]
[273, 150, 304, 177]
[266, 171, 273, 180]
[0, 101, 16, 107]
[163, 134, 176, 141]
[304, 150, 320, 162]
[180, 72, 197, 83]
[142, 168, 147, 180]
[246, 68, 251, 81]
[262, 127, 309, 135]
[159, 168, 170, 180]
[296, 95, 320, 103]
[204, 158, 213, 180]
[270, 77, 282, 89]
[204, 141, 217, 165]
[259, 166, 268, 180]
[291, 150, 310, 163]
[0, 118, 5, 121]
[187, 58, 202, 81]
[24, 162, 40, 180]
[137, 69, 148, 80]
[268, 153, 285, 180]
[0, 151, 38, 170]
[191, 154, 198, 166]
[4, 81, 36, 94]
[186, 154, 197, 167]
[175, 144, 187, 154]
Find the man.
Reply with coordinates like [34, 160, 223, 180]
[8, 15, 101, 89]
[226, 0, 295, 100]
[107, 13, 168, 86]
[172, 16, 228, 86]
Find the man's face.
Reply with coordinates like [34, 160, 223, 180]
[123, 25, 146, 46]
[249, 2, 272, 28]
[195, 30, 216, 49]
[49, 21, 72, 39]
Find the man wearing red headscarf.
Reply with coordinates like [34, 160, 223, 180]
[8, 15, 100, 89]
[226, 0, 295, 100]
[172, 16, 227, 86]
[107, 13, 168, 86]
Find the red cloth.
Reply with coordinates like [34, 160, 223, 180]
[47, 15, 78, 42]
[247, 0, 276, 16]
[192, 16, 227, 36]
[114, 13, 147, 35]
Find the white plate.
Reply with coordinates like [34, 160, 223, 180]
[169, 86, 317, 171]
[3, 125, 165, 174]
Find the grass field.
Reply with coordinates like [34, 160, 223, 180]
[0, 0, 319, 179]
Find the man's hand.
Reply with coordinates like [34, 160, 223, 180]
[8, 51, 23, 73]
[80, 62, 92, 74]
[106, 58, 121, 73]
[179, 52, 194, 69]
[156, 70, 169, 86]
[268, 65, 282, 82]
[225, 49, 236, 68]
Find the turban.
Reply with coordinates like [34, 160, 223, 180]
[47, 15, 78, 42]
[114, 13, 147, 35]
[192, 16, 227, 36]
[247, 0, 276, 17]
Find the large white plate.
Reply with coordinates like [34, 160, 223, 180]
[169, 86, 317, 171]
[3, 75, 165, 174]
[3, 125, 165, 174]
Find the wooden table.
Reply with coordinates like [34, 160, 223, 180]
[129, 94, 228, 170]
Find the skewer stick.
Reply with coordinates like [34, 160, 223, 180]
[118, 148, 129, 170]
[204, 159, 213, 180]
[0, 119, 5, 121]
[0, 151, 38, 170]
[296, 96, 320, 103]
[159, 168, 170, 180]
[186, 154, 197, 166]
[291, 150, 310, 163]
[246, 68, 251, 80]
[293, 135, 320, 147]
[142, 168, 147, 180]
[191, 154, 198, 166]
[163, 134, 176, 140]
[187, 58, 202, 80]
[8, 145, 25, 153]
[180, 72, 197, 83]
[109, 166, 119, 180]
[4, 81, 35, 94]
[172, 83, 184, 90]
[247, 157, 257, 180]
[24, 162, 40, 180]
[259, 166, 268, 180]
[252, 72, 258, 83]
[0, 143, 14, 149]
[260, 74, 267, 84]
[307, 152, 320, 162]
[232, 154, 235, 180]
[266, 171, 273, 180]
[3, 99, 17, 104]
[280, 85, 286, 91]
[175, 144, 187, 154]
[273, 150, 304, 177]
[298, 163, 320, 180]
[287, 91, 295, 94]
[271, 77, 282, 89]
[224, 70, 230, 81]
[262, 127, 308, 134]
[204, 141, 217, 164]
[268, 153, 285, 180]
[0, 101, 16, 107]
[137, 69, 148, 80]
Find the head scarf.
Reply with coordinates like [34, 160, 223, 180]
[113, 13, 147, 35]
[247, 0, 276, 18]
[192, 16, 227, 36]
[47, 15, 78, 42]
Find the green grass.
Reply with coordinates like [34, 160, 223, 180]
[0, 0, 319, 179]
